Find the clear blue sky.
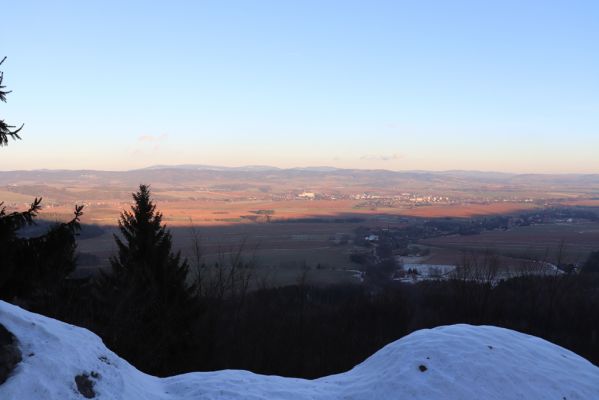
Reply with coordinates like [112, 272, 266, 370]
[2, 1, 598, 172]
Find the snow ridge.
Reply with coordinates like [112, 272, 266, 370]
[1, 300, 598, 399]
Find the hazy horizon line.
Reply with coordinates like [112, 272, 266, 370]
[0, 164, 598, 176]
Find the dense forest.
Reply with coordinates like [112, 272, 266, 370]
[8, 235, 599, 378]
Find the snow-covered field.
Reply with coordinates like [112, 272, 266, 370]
[394, 263, 458, 283]
[395, 259, 562, 283]
[1, 300, 598, 399]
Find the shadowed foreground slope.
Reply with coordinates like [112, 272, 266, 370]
[0, 300, 598, 399]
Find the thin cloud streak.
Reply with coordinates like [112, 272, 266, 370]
[360, 153, 403, 162]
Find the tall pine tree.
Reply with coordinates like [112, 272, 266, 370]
[109, 185, 190, 285]
[97, 184, 198, 376]
[0, 57, 83, 303]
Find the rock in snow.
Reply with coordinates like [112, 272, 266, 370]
[0, 300, 598, 399]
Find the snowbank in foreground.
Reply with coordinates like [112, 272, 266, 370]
[1, 300, 598, 400]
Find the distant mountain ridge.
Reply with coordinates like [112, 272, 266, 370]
[2, 163, 598, 176]
[1, 165, 599, 191]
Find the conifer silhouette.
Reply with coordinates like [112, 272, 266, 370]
[97, 185, 198, 375]
[0, 57, 23, 146]
[109, 185, 191, 288]
[0, 57, 83, 301]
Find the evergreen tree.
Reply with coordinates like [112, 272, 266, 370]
[0, 57, 83, 302]
[0, 57, 23, 146]
[109, 185, 190, 287]
[0, 202, 83, 301]
[97, 184, 198, 375]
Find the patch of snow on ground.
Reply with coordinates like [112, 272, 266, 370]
[1, 300, 598, 399]
[405, 263, 456, 275]
[346, 269, 365, 282]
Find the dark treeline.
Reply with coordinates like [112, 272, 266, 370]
[16, 249, 599, 379]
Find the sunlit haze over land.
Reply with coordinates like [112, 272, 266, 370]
[1, 1, 598, 173]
